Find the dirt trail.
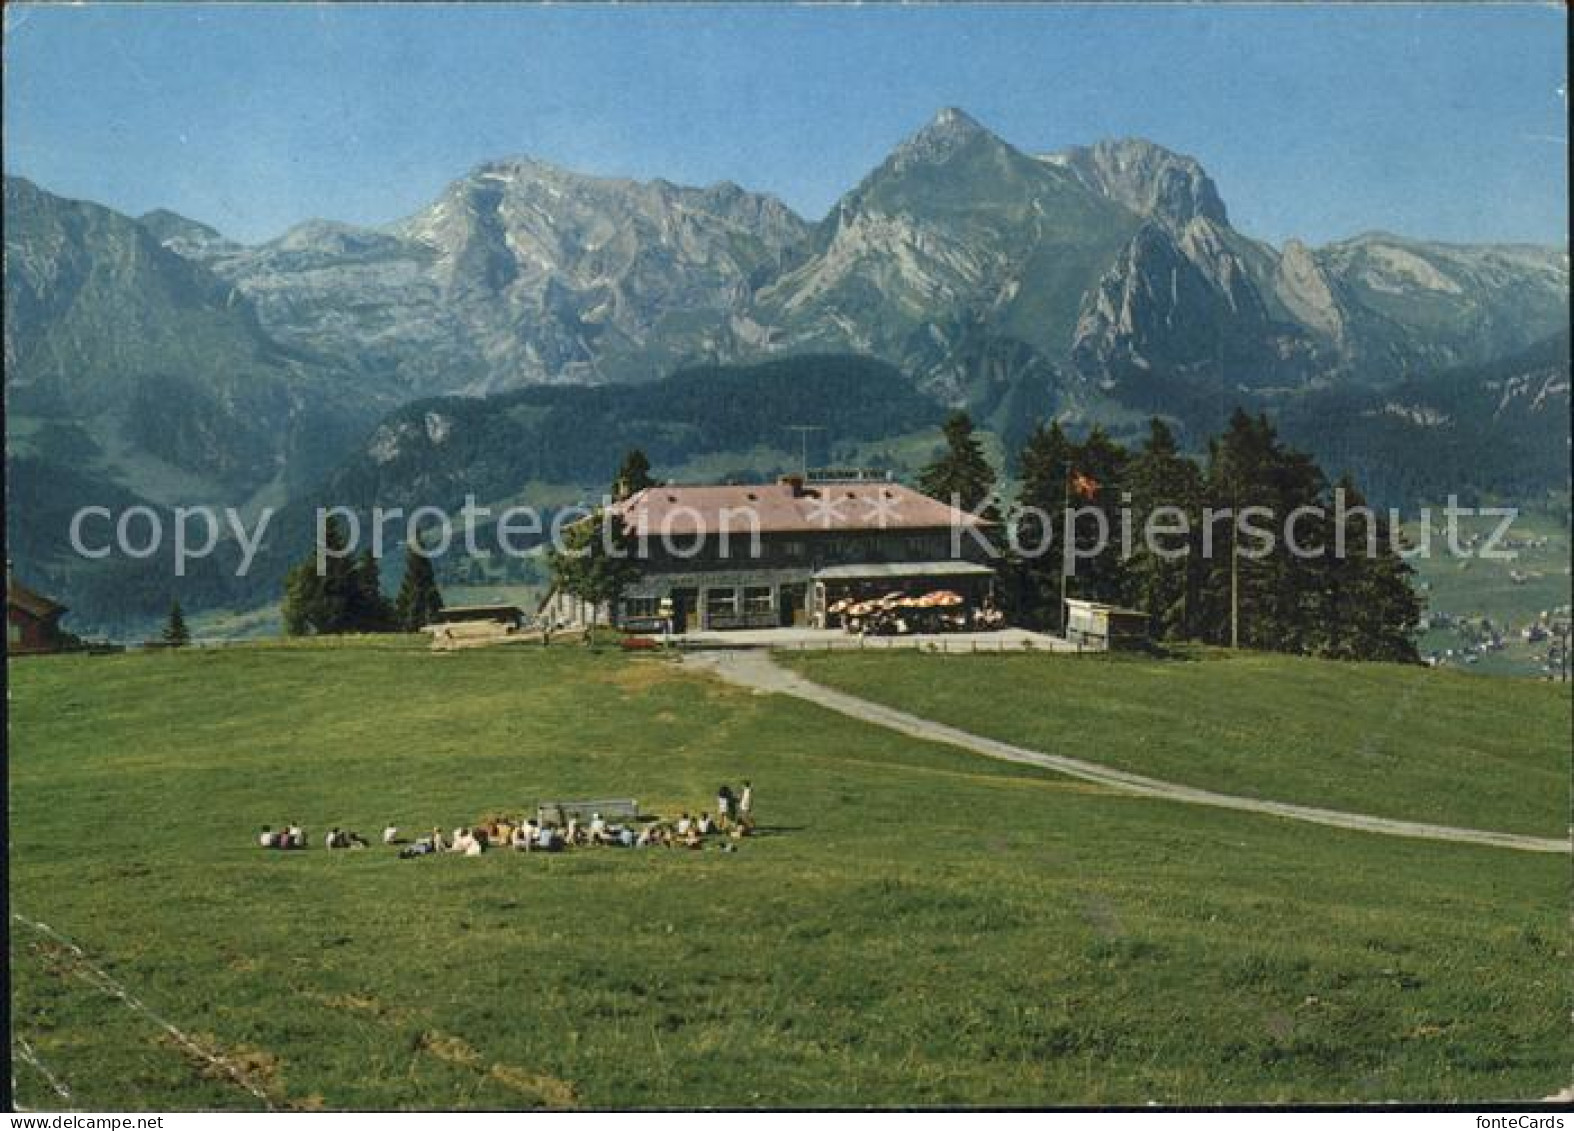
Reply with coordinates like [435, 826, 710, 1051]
[688, 649, 1571, 855]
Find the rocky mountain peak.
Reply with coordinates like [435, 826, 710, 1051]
[887, 106, 1003, 172]
[461, 154, 608, 190]
[272, 218, 398, 255]
[137, 208, 227, 249]
[1046, 137, 1229, 230]
[930, 105, 984, 134]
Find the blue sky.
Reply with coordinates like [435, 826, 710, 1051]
[3, 3, 1566, 247]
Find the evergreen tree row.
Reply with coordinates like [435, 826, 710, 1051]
[922, 409, 1423, 663]
[281, 516, 445, 635]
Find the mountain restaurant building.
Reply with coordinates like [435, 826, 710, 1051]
[605, 475, 997, 632]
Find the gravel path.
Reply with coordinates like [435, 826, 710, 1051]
[687, 649, 1571, 855]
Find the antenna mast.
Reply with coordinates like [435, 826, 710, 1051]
[784, 425, 823, 478]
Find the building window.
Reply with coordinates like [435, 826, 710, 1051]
[705, 588, 738, 616]
[623, 597, 660, 619]
[783, 540, 805, 560]
[743, 586, 774, 614]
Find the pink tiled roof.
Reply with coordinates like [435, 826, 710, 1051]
[614, 480, 987, 537]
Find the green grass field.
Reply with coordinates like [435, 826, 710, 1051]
[8, 641, 1571, 1108]
[780, 648, 1572, 838]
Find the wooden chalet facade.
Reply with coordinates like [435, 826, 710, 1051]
[7, 576, 71, 654]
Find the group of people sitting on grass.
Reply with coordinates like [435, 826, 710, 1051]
[258, 823, 306, 849]
[397, 782, 755, 858]
[258, 782, 757, 859]
[257, 824, 370, 850]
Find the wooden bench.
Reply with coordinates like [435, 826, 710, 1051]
[536, 798, 640, 827]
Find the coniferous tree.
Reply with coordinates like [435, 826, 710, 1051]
[318, 516, 357, 632]
[1201, 411, 1331, 652]
[612, 448, 656, 502]
[1200, 410, 1280, 648]
[1063, 425, 1129, 609]
[1123, 419, 1203, 639]
[919, 411, 997, 517]
[394, 544, 445, 632]
[348, 549, 394, 631]
[1001, 408, 1422, 662]
[1315, 477, 1423, 662]
[1265, 447, 1328, 653]
[280, 516, 361, 635]
[282, 562, 323, 636]
[161, 599, 190, 647]
[1011, 420, 1073, 629]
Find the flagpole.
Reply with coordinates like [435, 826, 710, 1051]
[1060, 462, 1072, 636]
[1229, 480, 1239, 650]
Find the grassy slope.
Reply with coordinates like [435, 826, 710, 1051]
[779, 649, 1571, 839]
[8, 642, 1570, 1108]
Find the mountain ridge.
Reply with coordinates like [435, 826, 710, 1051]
[15, 107, 1561, 405]
[5, 108, 1568, 631]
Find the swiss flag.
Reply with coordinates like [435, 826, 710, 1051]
[1071, 470, 1100, 500]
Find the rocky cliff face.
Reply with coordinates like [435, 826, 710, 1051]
[726, 115, 1568, 404]
[109, 110, 1566, 410]
[1043, 137, 1229, 231]
[1271, 239, 1347, 346]
[1074, 222, 1281, 382]
[1305, 234, 1569, 374]
[184, 160, 810, 397]
[1052, 152, 1568, 390]
[1031, 136, 1331, 389]
[4, 177, 365, 502]
[734, 108, 1141, 402]
[1068, 215, 1329, 390]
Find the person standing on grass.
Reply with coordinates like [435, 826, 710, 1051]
[717, 785, 734, 830]
[739, 781, 754, 829]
